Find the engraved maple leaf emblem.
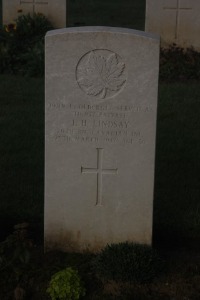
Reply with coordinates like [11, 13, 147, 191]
[77, 51, 126, 99]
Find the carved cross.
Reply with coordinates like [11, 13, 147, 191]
[81, 148, 118, 206]
[20, 0, 48, 14]
[163, 0, 192, 39]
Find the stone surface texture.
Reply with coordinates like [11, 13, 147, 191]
[45, 27, 160, 252]
[3, 0, 66, 28]
[145, 0, 200, 50]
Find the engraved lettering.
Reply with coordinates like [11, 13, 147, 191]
[49, 102, 150, 145]
[93, 120, 129, 129]
[72, 119, 87, 127]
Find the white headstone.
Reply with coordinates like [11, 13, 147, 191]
[3, 0, 66, 28]
[45, 27, 160, 252]
[145, 0, 200, 50]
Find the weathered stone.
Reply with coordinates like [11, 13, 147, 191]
[45, 27, 160, 252]
[3, 0, 66, 28]
[145, 0, 200, 50]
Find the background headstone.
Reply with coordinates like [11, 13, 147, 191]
[145, 0, 200, 50]
[45, 27, 160, 252]
[3, 0, 66, 28]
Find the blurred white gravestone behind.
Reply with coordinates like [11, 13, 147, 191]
[3, 0, 66, 28]
[145, 0, 200, 50]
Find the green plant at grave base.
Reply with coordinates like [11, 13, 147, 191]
[93, 242, 163, 283]
[0, 13, 54, 76]
[0, 223, 33, 281]
[15, 13, 53, 41]
[160, 44, 200, 81]
[47, 267, 86, 300]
